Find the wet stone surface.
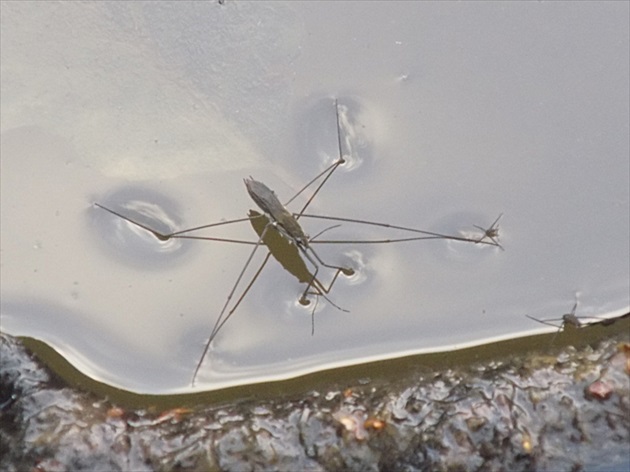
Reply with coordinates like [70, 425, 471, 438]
[1, 330, 629, 472]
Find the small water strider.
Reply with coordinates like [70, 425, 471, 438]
[526, 298, 615, 344]
[474, 213, 504, 250]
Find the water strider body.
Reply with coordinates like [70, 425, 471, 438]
[244, 177, 309, 246]
[243, 175, 354, 295]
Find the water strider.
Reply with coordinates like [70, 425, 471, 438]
[473, 213, 504, 250]
[526, 298, 615, 344]
[94, 99, 503, 385]
[243, 171, 354, 307]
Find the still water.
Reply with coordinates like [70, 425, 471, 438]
[1, 2, 628, 393]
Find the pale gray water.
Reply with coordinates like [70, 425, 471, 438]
[1, 1, 628, 393]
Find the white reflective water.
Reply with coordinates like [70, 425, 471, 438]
[1, 2, 628, 393]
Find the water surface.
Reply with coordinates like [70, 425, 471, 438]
[1, 1, 628, 393]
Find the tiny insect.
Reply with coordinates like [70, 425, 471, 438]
[474, 213, 504, 250]
[95, 99, 503, 385]
[526, 298, 614, 344]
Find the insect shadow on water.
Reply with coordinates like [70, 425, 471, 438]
[526, 297, 616, 345]
[94, 99, 503, 386]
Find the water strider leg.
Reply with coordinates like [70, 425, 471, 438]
[94, 202, 265, 245]
[299, 214, 502, 247]
[191, 222, 275, 384]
